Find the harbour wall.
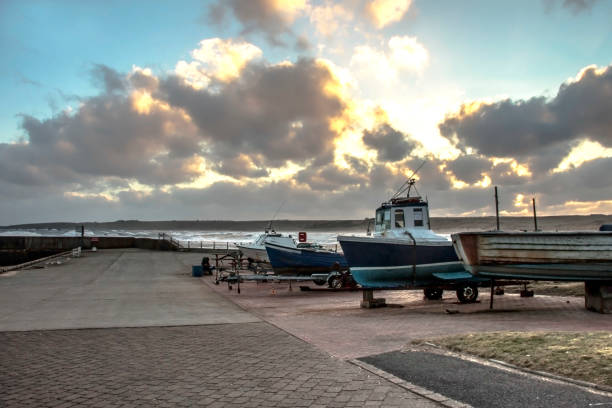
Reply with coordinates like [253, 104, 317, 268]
[0, 236, 176, 266]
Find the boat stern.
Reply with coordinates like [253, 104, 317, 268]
[451, 232, 480, 268]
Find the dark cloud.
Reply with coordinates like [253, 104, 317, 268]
[91, 64, 126, 93]
[445, 155, 490, 184]
[207, 0, 301, 47]
[129, 71, 158, 91]
[488, 162, 527, 186]
[398, 157, 453, 192]
[1, 67, 202, 188]
[158, 58, 345, 168]
[213, 155, 269, 179]
[344, 155, 369, 173]
[362, 124, 419, 162]
[439, 64, 612, 171]
[296, 163, 368, 191]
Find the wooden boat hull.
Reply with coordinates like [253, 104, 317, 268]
[452, 231, 612, 281]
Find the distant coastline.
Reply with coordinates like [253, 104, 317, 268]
[2, 214, 610, 233]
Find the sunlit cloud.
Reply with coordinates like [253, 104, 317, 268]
[553, 140, 612, 173]
[366, 0, 412, 29]
[310, 3, 352, 36]
[388, 36, 429, 72]
[175, 38, 263, 89]
[350, 36, 428, 85]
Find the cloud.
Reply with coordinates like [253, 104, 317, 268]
[350, 36, 428, 82]
[365, 0, 412, 29]
[310, 3, 353, 36]
[213, 154, 270, 179]
[175, 38, 263, 89]
[445, 155, 491, 184]
[0, 68, 203, 189]
[439, 64, 612, 172]
[296, 163, 368, 191]
[388, 36, 429, 71]
[362, 123, 419, 162]
[563, 0, 599, 12]
[207, 0, 309, 46]
[159, 57, 346, 168]
[90, 64, 126, 94]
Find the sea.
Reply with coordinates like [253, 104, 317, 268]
[0, 227, 370, 248]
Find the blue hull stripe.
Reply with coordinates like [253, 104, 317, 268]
[339, 238, 469, 288]
[266, 245, 347, 275]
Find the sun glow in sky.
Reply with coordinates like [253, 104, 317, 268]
[1, 0, 612, 224]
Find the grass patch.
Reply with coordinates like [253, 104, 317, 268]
[504, 281, 584, 297]
[414, 332, 612, 387]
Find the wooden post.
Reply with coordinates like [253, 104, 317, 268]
[494, 186, 500, 231]
[532, 197, 538, 231]
[489, 279, 495, 309]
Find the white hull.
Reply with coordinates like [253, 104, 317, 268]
[236, 245, 269, 262]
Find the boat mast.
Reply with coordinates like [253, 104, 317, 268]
[266, 200, 286, 233]
[389, 161, 426, 201]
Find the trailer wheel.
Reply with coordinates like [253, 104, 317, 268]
[328, 275, 343, 289]
[456, 285, 478, 303]
[424, 288, 443, 300]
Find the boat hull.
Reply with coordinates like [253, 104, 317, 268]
[236, 245, 268, 263]
[452, 231, 612, 281]
[338, 236, 465, 288]
[265, 243, 348, 275]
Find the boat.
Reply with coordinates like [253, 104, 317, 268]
[451, 230, 612, 281]
[264, 241, 348, 275]
[337, 175, 483, 302]
[236, 229, 297, 263]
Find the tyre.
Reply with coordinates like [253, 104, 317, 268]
[424, 288, 443, 300]
[456, 285, 478, 303]
[328, 275, 343, 288]
[313, 279, 327, 286]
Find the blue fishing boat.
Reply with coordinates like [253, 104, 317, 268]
[338, 176, 484, 302]
[264, 242, 348, 275]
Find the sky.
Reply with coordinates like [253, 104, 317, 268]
[1, 0, 612, 224]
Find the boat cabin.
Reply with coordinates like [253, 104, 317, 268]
[374, 197, 430, 233]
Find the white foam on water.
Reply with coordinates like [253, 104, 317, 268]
[0, 228, 369, 245]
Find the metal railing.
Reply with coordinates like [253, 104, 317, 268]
[157, 233, 341, 253]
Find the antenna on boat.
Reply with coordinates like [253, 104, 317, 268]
[390, 161, 426, 200]
[266, 200, 286, 233]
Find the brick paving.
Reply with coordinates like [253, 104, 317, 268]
[0, 322, 439, 407]
[201, 276, 612, 359]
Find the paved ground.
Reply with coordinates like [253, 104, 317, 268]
[0, 323, 439, 408]
[0, 249, 440, 407]
[2, 249, 611, 407]
[0, 249, 257, 330]
[361, 351, 612, 408]
[198, 261, 612, 359]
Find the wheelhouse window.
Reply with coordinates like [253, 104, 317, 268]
[375, 209, 384, 228]
[394, 209, 405, 228]
[376, 209, 391, 231]
[413, 208, 423, 226]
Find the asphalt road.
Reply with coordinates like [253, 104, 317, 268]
[361, 350, 612, 408]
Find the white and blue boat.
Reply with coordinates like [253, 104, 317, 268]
[265, 242, 348, 276]
[338, 178, 482, 301]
